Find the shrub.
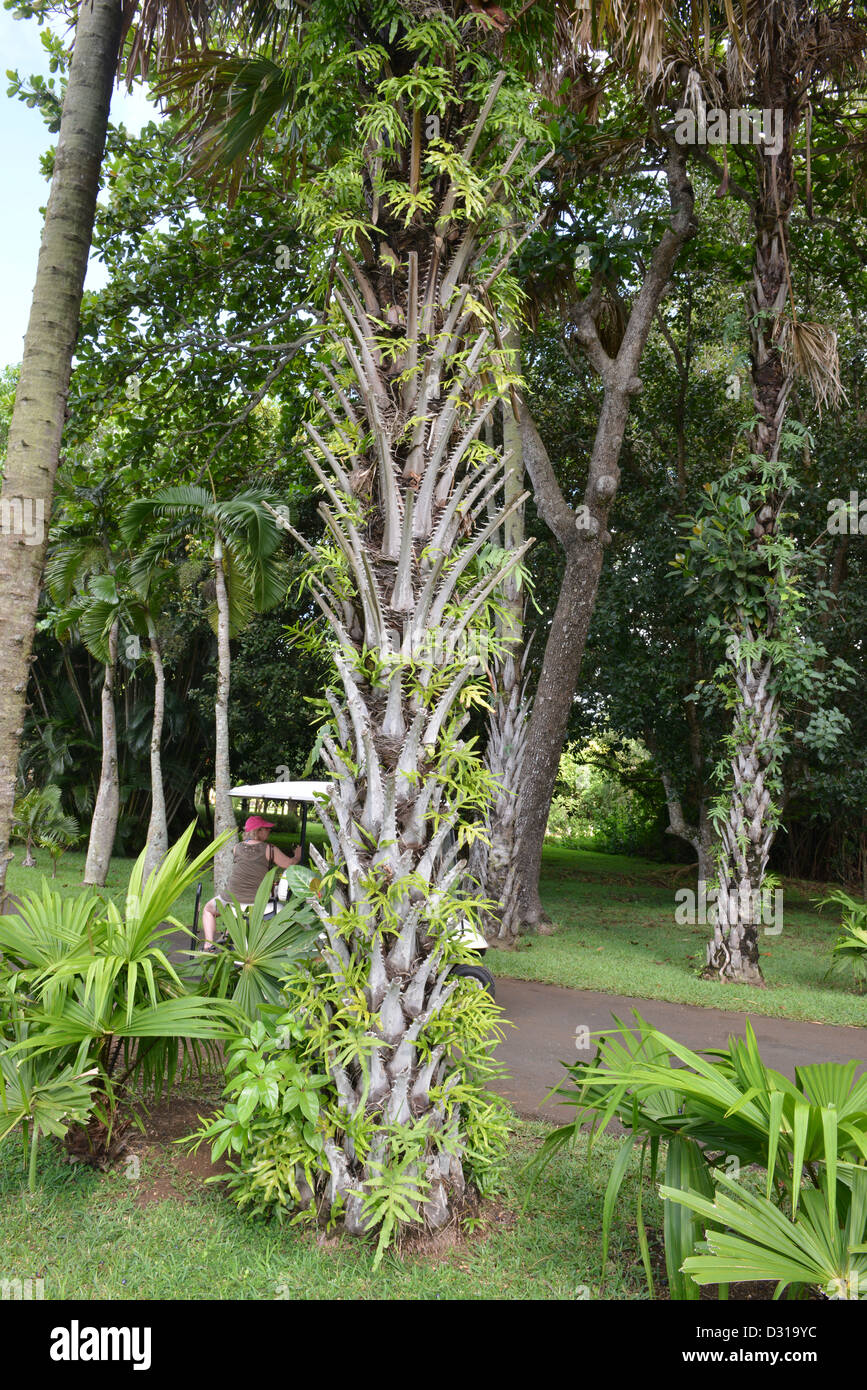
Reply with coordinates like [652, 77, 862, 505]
[530, 1012, 867, 1299]
[0, 825, 242, 1184]
[818, 888, 867, 993]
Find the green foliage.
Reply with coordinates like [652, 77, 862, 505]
[0, 1010, 95, 1191]
[546, 737, 663, 856]
[199, 867, 322, 1019]
[819, 889, 867, 993]
[0, 827, 242, 1184]
[122, 486, 289, 638]
[664, 1166, 867, 1301]
[189, 1011, 332, 1221]
[192, 914, 512, 1256]
[529, 1012, 867, 1298]
[12, 784, 80, 872]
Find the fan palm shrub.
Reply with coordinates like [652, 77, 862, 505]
[198, 866, 322, 1020]
[664, 1165, 867, 1301]
[12, 785, 80, 872]
[0, 824, 243, 1178]
[819, 889, 867, 993]
[531, 1012, 867, 1298]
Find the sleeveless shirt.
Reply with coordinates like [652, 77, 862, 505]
[225, 840, 273, 902]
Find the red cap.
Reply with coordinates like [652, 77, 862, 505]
[244, 815, 275, 831]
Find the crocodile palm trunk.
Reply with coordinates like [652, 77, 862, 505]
[277, 78, 535, 1232]
[704, 55, 794, 984]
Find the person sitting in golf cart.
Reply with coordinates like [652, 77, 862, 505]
[202, 815, 301, 948]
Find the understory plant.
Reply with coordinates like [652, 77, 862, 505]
[191, 961, 512, 1264]
[11, 784, 81, 873]
[531, 1012, 867, 1299]
[818, 888, 867, 993]
[198, 866, 323, 1020]
[0, 824, 242, 1183]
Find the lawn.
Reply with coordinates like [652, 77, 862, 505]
[0, 1078, 657, 1302]
[489, 845, 867, 1029]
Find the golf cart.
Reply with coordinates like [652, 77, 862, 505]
[228, 779, 333, 867]
[190, 780, 495, 996]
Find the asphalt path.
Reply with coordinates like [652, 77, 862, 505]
[490, 976, 867, 1121]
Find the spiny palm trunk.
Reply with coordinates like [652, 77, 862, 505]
[704, 639, 779, 984]
[142, 615, 168, 882]
[704, 69, 794, 985]
[0, 0, 123, 895]
[84, 621, 119, 885]
[277, 78, 534, 1233]
[212, 534, 236, 894]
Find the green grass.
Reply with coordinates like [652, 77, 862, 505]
[0, 1087, 657, 1301]
[488, 844, 867, 1029]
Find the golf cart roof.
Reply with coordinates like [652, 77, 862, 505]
[229, 781, 332, 803]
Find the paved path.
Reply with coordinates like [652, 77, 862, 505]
[490, 977, 867, 1121]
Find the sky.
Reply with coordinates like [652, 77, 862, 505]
[0, 8, 159, 369]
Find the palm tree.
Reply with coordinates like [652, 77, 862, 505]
[12, 785, 79, 873]
[122, 559, 177, 882]
[51, 566, 123, 886]
[167, 7, 551, 1234]
[665, 2, 867, 983]
[0, 0, 210, 897]
[121, 487, 288, 892]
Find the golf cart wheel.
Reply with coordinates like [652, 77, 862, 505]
[451, 964, 496, 999]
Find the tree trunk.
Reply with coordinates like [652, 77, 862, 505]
[0, 0, 122, 895]
[703, 45, 797, 984]
[84, 622, 119, 885]
[659, 767, 715, 885]
[268, 71, 538, 1236]
[703, 644, 779, 985]
[212, 534, 236, 893]
[469, 341, 531, 940]
[142, 614, 168, 882]
[505, 138, 697, 938]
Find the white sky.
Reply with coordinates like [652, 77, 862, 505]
[1, 9, 159, 369]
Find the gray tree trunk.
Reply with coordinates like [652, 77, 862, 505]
[142, 614, 168, 882]
[84, 621, 119, 885]
[505, 138, 697, 938]
[0, 0, 123, 895]
[658, 768, 715, 885]
[212, 534, 236, 893]
[469, 344, 531, 940]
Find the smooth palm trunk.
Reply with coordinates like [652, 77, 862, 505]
[142, 617, 168, 882]
[0, 0, 122, 895]
[212, 535, 236, 893]
[84, 622, 119, 885]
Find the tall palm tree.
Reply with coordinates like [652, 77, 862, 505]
[121, 487, 288, 892]
[134, 570, 173, 884]
[50, 559, 124, 887]
[165, 5, 550, 1231]
[669, 2, 867, 983]
[0, 0, 209, 896]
